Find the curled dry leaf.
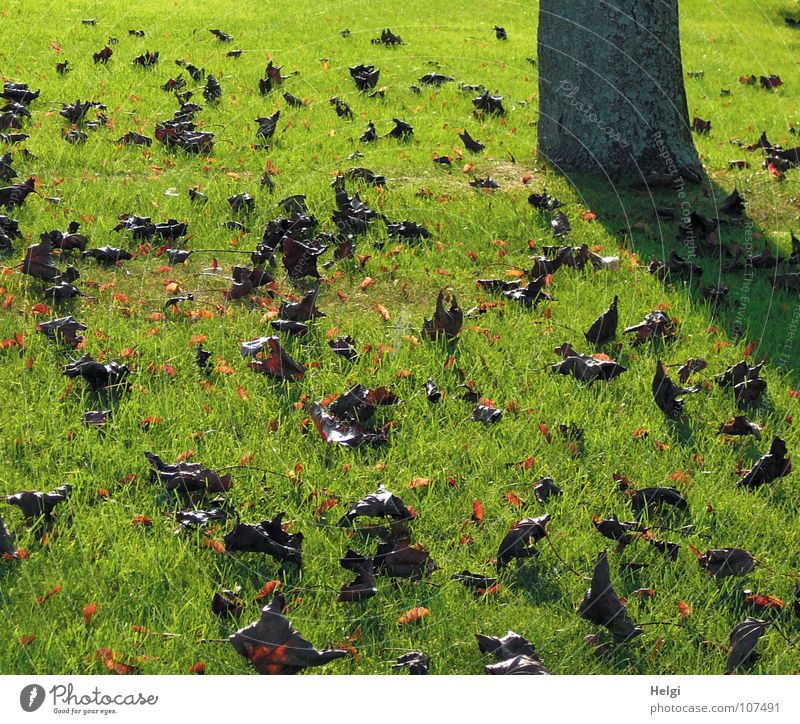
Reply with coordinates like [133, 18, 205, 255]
[247, 337, 306, 380]
[230, 593, 346, 674]
[477, 631, 549, 675]
[223, 513, 303, 566]
[340, 485, 413, 524]
[718, 415, 762, 439]
[624, 310, 676, 344]
[37, 316, 87, 347]
[725, 618, 770, 675]
[393, 651, 429, 675]
[553, 343, 626, 383]
[310, 403, 388, 448]
[652, 360, 699, 417]
[496, 514, 550, 569]
[577, 551, 643, 641]
[738, 436, 791, 489]
[338, 550, 377, 602]
[584, 296, 619, 346]
[375, 537, 436, 579]
[63, 354, 129, 390]
[145, 452, 232, 494]
[212, 587, 245, 618]
[0, 514, 16, 556]
[422, 291, 463, 342]
[698, 548, 757, 579]
[5, 485, 71, 523]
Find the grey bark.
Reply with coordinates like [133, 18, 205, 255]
[537, 0, 702, 183]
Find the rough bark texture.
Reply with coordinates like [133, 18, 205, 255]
[537, 0, 701, 182]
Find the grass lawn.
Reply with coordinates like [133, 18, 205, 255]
[0, 0, 799, 675]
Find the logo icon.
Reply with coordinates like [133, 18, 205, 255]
[20, 684, 45, 713]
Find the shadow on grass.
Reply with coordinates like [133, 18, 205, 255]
[564, 171, 800, 388]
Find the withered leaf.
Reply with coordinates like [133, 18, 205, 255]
[477, 630, 549, 675]
[585, 297, 618, 345]
[719, 415, 761, 439]
[629, 486, 688, 519]
[230, 593, 345, 674]
[0, 514, 15, 556]
[422, 291, 463, 342]
[375, 537, 436, 579]
[477, 631, 539, 661]
[459, 129, 485, 152]
[340, 485, 413, 524]
[329, 385, 399, 423]
[652, 360, 699, 417]
[453, 571, 498, 591]
[472, 90, 505, 116]
[497, 514, 550, 569]
[349, 64, 380, 91]
[338, 550, 377, 602]
[82, 245, 133, 265]
[393, 651, 429, 675]
[739, 436, 791, 489]
[174, 507, 227, 532]
[533, 476, 562, 502]
[677, 358, 707, 383]
[223, 514, 303, 566]
[725, 618, 769, 674]
[424, 378, 442, 402]
[36, 316, 87, 347]
[592, 515, 639, 546]
[310, 403, 388, 448]
[279, 289, 324, 321]
[716, 361, 766, 405]
[699, 548, 757, 579]
[5, 485, 71, 523]
[387, 118, 414, 139]
[247, 337, 306, 380]
[63, 354, 129, 390]
[282, 236, 326, 279]
[212, 587, 244, 618]
[329, 336, 358, 361]
[577, 550, 643, 641]
[624, 310, 676, 344]
[552, 345, 626, 383]
[473, 405, 502, 424]
[145, 451, 232, 494]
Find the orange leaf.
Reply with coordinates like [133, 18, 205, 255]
[256, 579, 281, 601]
[95, 648, 136, 675]
[83, 602, 98, 626]
[505, 491, 522, 507]
[374, 303, 391, 321]
[36, 584, 62, 605]
[538, 423, 552, 443]
[397, 607, 430, 625]
[472, 499, 485, 523]
[677, 601, 692, 619]
[407, 477, 430, 489]
[237, 385, 249, 401]
[188, 661, 206, 674]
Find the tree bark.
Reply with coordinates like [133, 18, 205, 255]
[537, 0, 702, 183]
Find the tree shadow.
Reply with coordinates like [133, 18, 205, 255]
[558, 169, 800, 388]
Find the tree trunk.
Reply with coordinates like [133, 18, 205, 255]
[537, 0, 702, 183]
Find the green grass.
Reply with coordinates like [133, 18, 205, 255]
[0, 0, 799, 675]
